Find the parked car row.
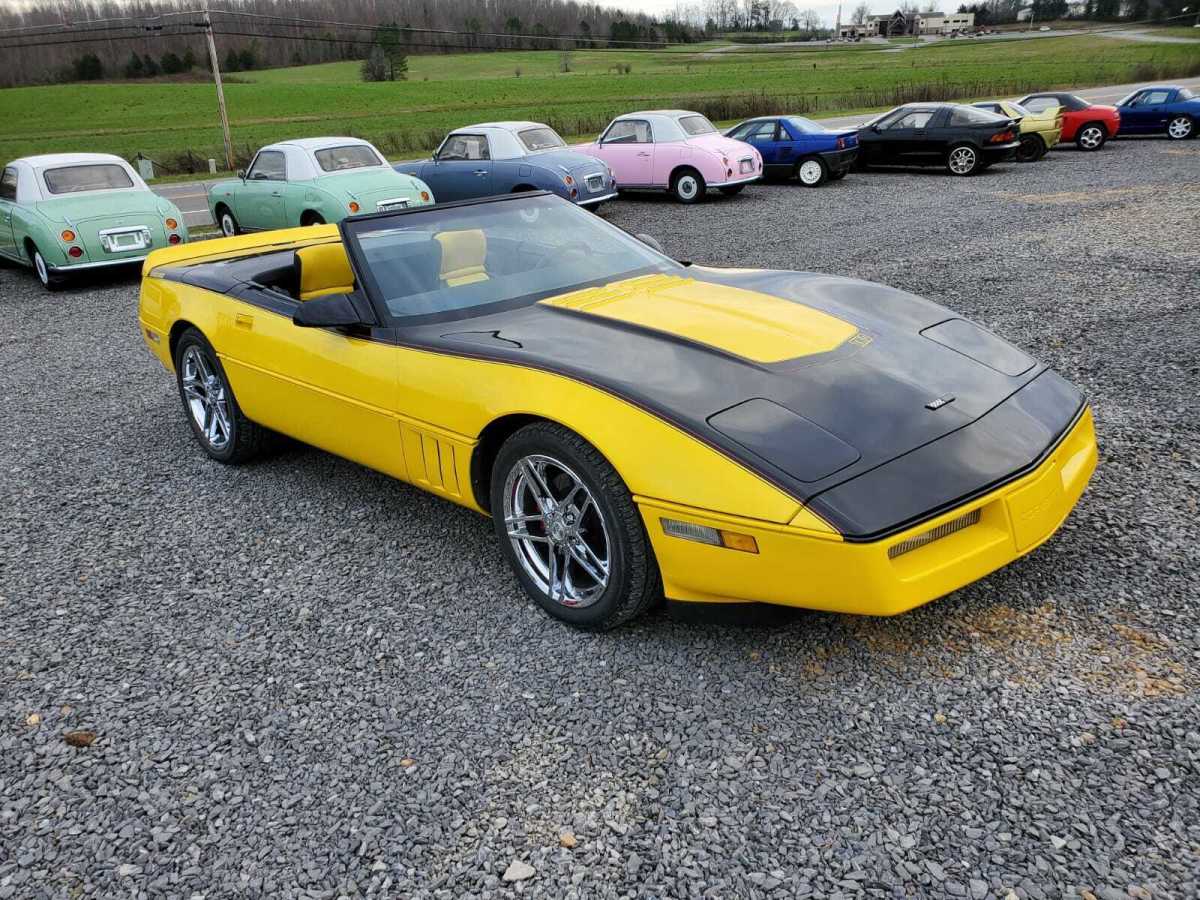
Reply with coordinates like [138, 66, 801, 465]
[1, 84, 1194, 289]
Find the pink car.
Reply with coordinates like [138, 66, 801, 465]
[577, 110, 762, 204]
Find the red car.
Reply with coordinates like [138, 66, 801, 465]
[1017, 92, 1121, 151]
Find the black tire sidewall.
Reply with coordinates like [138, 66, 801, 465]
[671, 168, 705, 204]
[1017, 134, 1044, 162]
[947, 143, 979, 176]
[796, 156, 827, 186]
[489, 425, 651, 630]
[174, 328, 241, 463]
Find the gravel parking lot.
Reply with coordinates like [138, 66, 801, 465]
[2, 137, 1198, 900]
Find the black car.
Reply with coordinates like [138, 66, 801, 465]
[855, 103, 1021, 176]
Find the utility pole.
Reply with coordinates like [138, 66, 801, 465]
[201, 2, 234, 171]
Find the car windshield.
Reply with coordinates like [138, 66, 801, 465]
[343, 194, 674, 325]
[678, 115, 717, 136]
[1116, 91, 1138, 106]
[314, 145, 383, 172]
[518, 127, 566, 152]
[42, 164, 134, 194]
[784, 116, 827, 134]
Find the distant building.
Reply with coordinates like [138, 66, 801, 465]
[840, 10, 973, 38]
[917, 12, 975, 33]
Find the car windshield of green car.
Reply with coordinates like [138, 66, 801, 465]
[518, 127, 566, 152]
[314, 145, 384, 172]
[679, 115, 718, 136]
[343, 195, 674, 326]
[784, 116, 828, 135]
[43, 164, 135, 194]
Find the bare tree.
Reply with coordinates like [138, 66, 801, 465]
[851, 1, 871, 22]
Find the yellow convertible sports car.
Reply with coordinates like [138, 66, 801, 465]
[138, 193, 1097, 630]
[972, 99, 1063, 162]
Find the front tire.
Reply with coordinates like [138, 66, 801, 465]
[796, 157, 828, 187]
[670, 168, 705, 204]
[174, 328, 270, 464]
[490, 422, 661, 630]
[946, 143, 980, 176]
[1075, 123, 1106, 151]
[30, 244, 65, 291]
[1166, 115, 1194, 141]
[216, 206, 240, 237]
[1016, 133, 1046, 162]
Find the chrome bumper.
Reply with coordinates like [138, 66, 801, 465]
[577, 191, 619, 207]
[52, 254, 150, 272]
[709, 173, 762, 189]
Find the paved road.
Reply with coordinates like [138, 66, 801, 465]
[154, 74, 1200, 228]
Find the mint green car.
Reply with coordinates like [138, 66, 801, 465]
[0, 153, 188, 290]
[209, 137, 434, 236]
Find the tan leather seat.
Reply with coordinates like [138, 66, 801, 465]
[295, 243, 354, 301]
[435, 229, 489, 287]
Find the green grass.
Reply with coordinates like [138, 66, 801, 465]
[1137, 25, 1200, 38]
[1, 35, 1196, 169]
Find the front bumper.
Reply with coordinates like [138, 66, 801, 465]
[639, 405, 1097, 616]
[819, 146, 859, 172]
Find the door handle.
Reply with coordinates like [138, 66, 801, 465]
[636, 152, 651, 157]
[473, 170, 488, 176]
[270, 191, 282, 197]
[235, 313, 253, 330]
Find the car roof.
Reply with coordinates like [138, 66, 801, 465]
[618, 109, 703, 119]
[264, 137, 374, 152]
[13, 152, 129, 168]
[452, 121, 546, 132]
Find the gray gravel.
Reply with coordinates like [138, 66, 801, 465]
[2, 136, 1199, 900]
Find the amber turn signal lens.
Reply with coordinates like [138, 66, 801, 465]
[165, 217, 178, 230]
[420, 191, 430, 202]
[168, 234, 181, 245]
[60, 230, 76, 242]
[68, 246, 83, 258]
[720, 532, 759, 554]
[348, 202, 360, 213]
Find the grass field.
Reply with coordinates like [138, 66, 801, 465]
[1, 35, 1196, 170]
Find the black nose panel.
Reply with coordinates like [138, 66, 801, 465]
[708, 398, 860, 484]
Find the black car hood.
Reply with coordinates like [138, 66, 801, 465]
[408, 266, 1083, 539]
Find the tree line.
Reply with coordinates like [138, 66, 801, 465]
[0, 0, 703, 88]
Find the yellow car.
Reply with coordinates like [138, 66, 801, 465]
[973, 99, 1063, 161]
[137, 193, 1097, 630]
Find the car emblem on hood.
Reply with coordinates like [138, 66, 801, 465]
[926, 395, 956, 410]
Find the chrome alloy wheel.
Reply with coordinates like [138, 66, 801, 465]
[1078, 125, 1104, 150]
[33, 250, 50, 286]
[948, 146, 978, 175]
[180, 345, 232, 451]
[675, 174, 700, 201]
[1167, 116, 1193, 140]
[502, 454, 611, 608]
[220, 211, 237, 237]
[798, 159, 823, 185]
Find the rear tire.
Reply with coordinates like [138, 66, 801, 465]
[1075, 122, 1106, 151]
[1166, 115, 1194, 141]
[1016, 133, 1046, 162]
[490, 422, 661, 631]
[670, 168, 705, 204]
[795, 156, 828, 187]
[30, 244, 65, 292]
[946, 143, 980, 176]
[216, 206, 240, 237]
[174, 327, 271, 465]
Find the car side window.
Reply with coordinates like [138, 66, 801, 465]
[1022, 97, 1058, 114]
[438, 134, 490, 161]
[979, 103, 1003, 115]
[602, 120, 652, 144]
[886, 110, 934, 129]
[247, 151, 286, 181]
[747, 121, 778, 141]
[1138, 90, 1171, 105]
[0, 167, 16, 202]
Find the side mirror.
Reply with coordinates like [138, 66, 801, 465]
[636, 233, 665, 254]
[236, 169, 245, 180]
[293, 292, 365, 328]
[871, 124, 882, 133]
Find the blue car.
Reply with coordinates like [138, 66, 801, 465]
[1115, 85, 1199, 141]
[724, 116, 858, 187]
[396, 122, 617, 207]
